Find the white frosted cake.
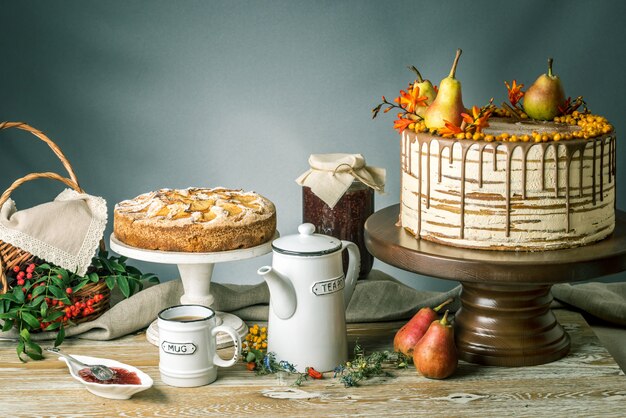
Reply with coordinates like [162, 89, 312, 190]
[400, 117, 616, 251]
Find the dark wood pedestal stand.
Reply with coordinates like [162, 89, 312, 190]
[365, 205, 626, 367]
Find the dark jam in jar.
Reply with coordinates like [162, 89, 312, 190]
[79, 367, 142, 385]
[303, 181, 374, 279]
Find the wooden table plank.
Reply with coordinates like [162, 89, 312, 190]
[0, 310, 624, 417]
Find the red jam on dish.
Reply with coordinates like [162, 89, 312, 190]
[78, 367, 141, 385]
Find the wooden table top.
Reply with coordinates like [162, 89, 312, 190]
[1, 310, 624, 417]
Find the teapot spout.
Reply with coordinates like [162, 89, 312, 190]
[257, 266, 297, 320]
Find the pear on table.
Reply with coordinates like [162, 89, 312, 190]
[523, 57, 566, 121]
[393, 298, 452, 357]
[423, 48, 465, 129]
[412, 310, 458, 379]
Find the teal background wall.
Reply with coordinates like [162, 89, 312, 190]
[1, 0, 624, 290]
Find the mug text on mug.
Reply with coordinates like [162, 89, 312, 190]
[162, 341, 197, 355]
[312, 275, 345, 296]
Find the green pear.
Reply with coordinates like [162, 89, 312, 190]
[523, 58, 565, 121]
[423, 49, 465, 129]
[408, 66, 437, 117]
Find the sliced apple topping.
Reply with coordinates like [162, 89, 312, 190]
[189, 199, 216, 212]
[219, 202, 243, 218]
[198, 210, 217, 222]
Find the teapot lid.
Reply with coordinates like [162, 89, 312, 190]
[272, 223, 342, 256]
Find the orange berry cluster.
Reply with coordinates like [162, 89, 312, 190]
[553, 111, 613, 139]
[409, 111, 613, 143]
[243, 324, 268, 352]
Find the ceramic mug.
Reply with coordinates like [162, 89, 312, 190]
[157, 305, 240, 387]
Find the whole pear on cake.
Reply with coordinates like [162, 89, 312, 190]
[423, 49, 465, 129]
[523, 58, 566, 121]
[393, 298, 453, 357]
[408, 66, 437, 117]
[412, 310, 458, 379]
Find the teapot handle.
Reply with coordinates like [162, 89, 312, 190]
[341, 241, 361, 310]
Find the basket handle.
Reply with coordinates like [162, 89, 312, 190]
[0, 122, 80, 189]
[0, 172, 83, 208]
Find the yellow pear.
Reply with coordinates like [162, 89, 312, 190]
[408, 66, 437, 117]
[423, 49, 465, 129]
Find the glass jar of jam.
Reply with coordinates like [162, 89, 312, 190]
[303, 180, 374, 279]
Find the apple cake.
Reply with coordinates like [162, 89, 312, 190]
[400, 117, 615, 251]
[114, 187, 276, 252]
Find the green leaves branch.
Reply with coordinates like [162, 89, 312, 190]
[0, 250, 158, 361]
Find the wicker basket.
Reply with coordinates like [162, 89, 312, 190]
[0, 121, 110, 323]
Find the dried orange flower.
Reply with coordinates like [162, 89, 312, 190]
[505, 80, 524, 107]
[438, 119, 463, 136]
[394, 85, 428, 114]
[461, 106, 480, 125]
[393, 115, 414, 133]
[461, 104, 493, 133]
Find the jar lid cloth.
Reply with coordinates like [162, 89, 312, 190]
[295, 153, 385, 209]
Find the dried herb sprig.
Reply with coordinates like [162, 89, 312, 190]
[334, 341, 410, 387]
[242, 340, 410, 387]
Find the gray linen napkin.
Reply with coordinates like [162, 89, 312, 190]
[2, 270, 624, 342]
[552, 282, 626, 326]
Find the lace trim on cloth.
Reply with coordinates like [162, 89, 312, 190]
[0, 189, 107, 276]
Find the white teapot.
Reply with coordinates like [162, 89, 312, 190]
[257, 223, 360, 372]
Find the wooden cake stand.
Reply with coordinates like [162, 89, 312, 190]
[365, 205, 626, 367]
[110, 233, 277, 348]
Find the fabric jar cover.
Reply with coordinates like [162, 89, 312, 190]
[295, 153, 386, 209]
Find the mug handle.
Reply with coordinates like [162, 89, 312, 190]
[211, 325, 241, 368]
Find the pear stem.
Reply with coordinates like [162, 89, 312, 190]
[449, 49, 462, 79]
[433, 297, 454, 312]
[415, 68, 424, 83]
[548, 57, 554, 77]
[440, 310, 450, 326]
[407, 65, 424, 83]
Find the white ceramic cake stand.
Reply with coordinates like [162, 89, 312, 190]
[109, 233, 277, 348]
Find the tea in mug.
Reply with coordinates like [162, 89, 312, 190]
[169, 316, 204, 322]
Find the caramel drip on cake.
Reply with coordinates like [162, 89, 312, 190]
[417, 140, 422, 235]
[608, 137, 612, 184]
[492, 143, 499, 172]
[521, 147, 527, 199]
[408, 135, 412, 174]
[564, 143, 587, 232]
[459, 143, 471, 238]
[578, 149, 584, 198]
[600, 139, 605, 202]
[478, 143, 487, 188]
[504, 145, 513, 236]
[437, 145, 444, 183]
[426, 141, 431, 209]
[552, 143, 559, 198]
[404, 129, 615, 243]
[540, 143, 548, 191]
[592, 138, 597, 205]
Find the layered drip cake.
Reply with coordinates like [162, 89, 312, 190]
[114, 187, 276, 252]
[400, 118, 616, 250]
